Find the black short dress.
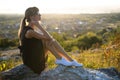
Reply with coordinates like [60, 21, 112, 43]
[19, 26, 46, 74]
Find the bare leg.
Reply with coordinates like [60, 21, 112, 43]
[43, 40, 61, 59]
[38, 26, 72, 61]
[51, 40, 73, 61]
[47, 45, 62, 59]
[43, 40, 83, 67]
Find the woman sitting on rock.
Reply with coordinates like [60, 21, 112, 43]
[18, 6, 83, 74]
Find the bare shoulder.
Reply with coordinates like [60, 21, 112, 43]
[25, 29, 34, 38]
[25, 29, 45, 40]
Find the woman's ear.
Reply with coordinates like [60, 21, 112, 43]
[30, 16, 33, 21]
[30, 16, 36, 21]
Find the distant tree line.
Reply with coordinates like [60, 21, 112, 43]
[0, 26, 119, 51]
[0, 38, 19, 50]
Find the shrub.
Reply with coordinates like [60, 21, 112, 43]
[0, 38, 19, 49]
[0, 38, 9, 48]
[76, 32, 102, 50]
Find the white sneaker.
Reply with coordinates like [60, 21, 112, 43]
[71, 60, 83, 67]
[55, 57, 72, 66]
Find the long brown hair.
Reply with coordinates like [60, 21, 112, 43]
[18, 7, 39, 45]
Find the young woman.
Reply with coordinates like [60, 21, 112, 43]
[18, 6, 83, 74]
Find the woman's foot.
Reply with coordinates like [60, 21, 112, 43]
[55, 57, 72, 66]
[71, 60, 83, 67]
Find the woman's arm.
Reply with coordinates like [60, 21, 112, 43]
[32, 21, 53, 40]
[25, 29, 49, 40]
[31, 21, 55, 46]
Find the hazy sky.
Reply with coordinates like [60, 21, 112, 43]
[0, 0, 120, 14]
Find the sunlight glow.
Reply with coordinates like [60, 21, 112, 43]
[0, 0, 120, 14]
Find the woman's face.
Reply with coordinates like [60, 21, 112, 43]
[31, 12, 41, 21]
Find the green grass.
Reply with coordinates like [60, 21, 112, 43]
[72, 48, 120, 71]
[0, 58, 22, 72]
[0, 47, 120, 72]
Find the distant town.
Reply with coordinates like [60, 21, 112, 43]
[0, 13, 120, 39]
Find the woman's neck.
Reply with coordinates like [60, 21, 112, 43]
[27, 23, 34, 29]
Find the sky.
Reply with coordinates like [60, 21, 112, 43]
[0, 0, 120, 14]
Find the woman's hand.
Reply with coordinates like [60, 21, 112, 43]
[31, 21, 53, 40]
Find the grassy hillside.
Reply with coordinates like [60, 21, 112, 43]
[0, 13, 120, 72]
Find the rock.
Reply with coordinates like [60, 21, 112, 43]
[0, 49, 21, 61]
[1, 64, 120, 80]
[97, 67, 120, 80]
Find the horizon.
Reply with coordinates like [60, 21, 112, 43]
[0, 0, 120, 14]
[0, 12, 120, 15]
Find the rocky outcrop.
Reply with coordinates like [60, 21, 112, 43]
[1, 64, 120, 80]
